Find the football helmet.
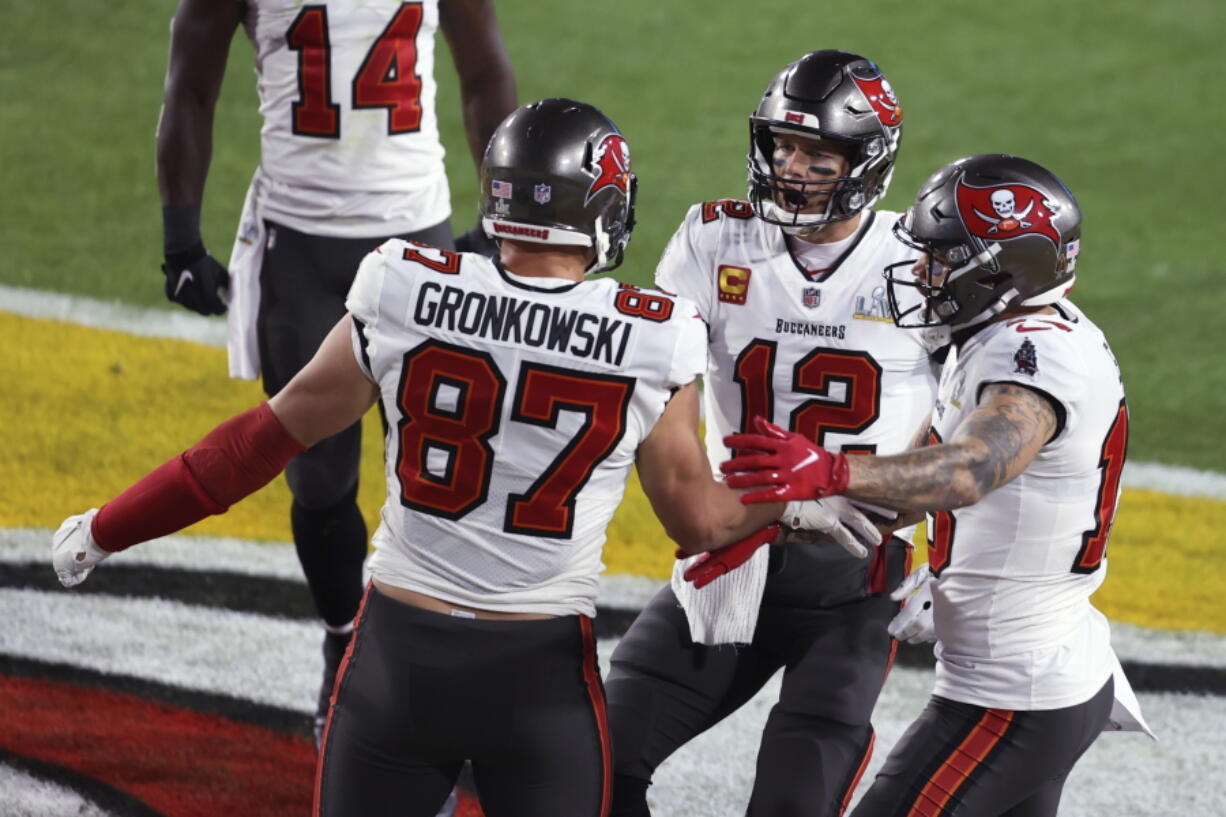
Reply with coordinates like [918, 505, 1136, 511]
[884, 154, 1082, 328]
[748, 50, 903, 231]
[480, 98, 637, 274]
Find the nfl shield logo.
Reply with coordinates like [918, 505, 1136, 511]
[802, 287, 821, 309]
[533, 184, 552, 204]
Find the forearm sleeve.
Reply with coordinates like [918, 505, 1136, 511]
[91, 403, 306, 552]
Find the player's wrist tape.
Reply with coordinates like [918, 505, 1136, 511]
[91, 403, 306, 551]
[162, 204, 203, 257]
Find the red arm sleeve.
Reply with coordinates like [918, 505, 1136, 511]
[91, 403, 306, 552]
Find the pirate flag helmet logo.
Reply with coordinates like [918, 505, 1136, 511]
[851, 73, 903, 127]
[586, 133, 632, 204]
[955, 180, 1062, 246]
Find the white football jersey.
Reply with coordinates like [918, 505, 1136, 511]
[346, 240, 707, 616]
[241, 0, 448, 236]
[927, 301, 1128, 710]
[657, 201, 943, 477]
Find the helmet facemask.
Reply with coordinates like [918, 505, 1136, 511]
[748, 125, 891, 233]
[884, 218, 1011, 328]
[745, 51, 904, 234]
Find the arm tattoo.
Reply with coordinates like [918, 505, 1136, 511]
[847, 384, 1057, 513]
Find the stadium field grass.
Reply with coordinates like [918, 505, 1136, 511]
[0, 0, 1222, 471]
[4, 312, 1224, 634]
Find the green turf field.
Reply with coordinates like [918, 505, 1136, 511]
[1, 0, 1222, 469]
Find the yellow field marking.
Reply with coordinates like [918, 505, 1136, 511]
[5, 312, 1222, 633]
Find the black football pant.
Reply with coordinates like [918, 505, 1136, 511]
[607, 538, 910, 817]
[317, 584, 611, 817]
[849, 676, 1114, 817]
[257, 219, 453, 628]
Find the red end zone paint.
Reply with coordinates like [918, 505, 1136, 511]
[0, 675, 315, 817]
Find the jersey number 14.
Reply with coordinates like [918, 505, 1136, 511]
[287, 3, 425, 138]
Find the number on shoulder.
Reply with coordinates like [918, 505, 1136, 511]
[700, 199, 754, 223]
[613, 283, 676, 322]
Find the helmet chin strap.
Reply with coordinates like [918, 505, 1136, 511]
[586, 215, 610, 275]
[1020, 274, 1076, 306]
[947, 241, 1004, 282]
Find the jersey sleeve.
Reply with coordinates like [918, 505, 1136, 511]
[654, 205, 715, 319]
[667, 297, 709, 389]
[972, 319, 1089, 442]
[344, 240, 399, 382]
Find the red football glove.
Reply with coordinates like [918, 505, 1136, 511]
[721, 416, 850, 504]
[681, 524, 780, 589]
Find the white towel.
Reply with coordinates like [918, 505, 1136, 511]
[225, 171, 267, 381]
[1105, 651, 1156, 739]
[671, 545, 769, 645]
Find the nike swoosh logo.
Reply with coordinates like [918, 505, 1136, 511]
[789, 450, 820, 473]
[174, 270, 195, 298]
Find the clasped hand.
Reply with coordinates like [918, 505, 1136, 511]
[721, 416, 851, 504]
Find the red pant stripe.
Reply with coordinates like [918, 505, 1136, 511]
[580, 616, 613, 817]
[905, 708, 1014, 817]
[313, 582, 373, 817]
[839, 730, 877, 815]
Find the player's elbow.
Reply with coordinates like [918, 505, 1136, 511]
[945, 479, 986, 509]
[661, 516, 723, 557]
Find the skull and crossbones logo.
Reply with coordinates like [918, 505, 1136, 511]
[974, 189, 1034, 233]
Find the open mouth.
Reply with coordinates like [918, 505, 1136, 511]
[776, 187, 819, 212]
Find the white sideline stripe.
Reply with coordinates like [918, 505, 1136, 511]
[0, 283, 226, 347]
[1122, 461, 1226, 501]
[5, 284, 1225, 499]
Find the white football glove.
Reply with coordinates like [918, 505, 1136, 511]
[888, 564, 935, 644]
[52, 509, 110, 588]
[780, 497, 880, 559]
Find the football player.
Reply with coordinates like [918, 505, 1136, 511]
[56, 99, 786, 817]
[155, 0, 517, 745]
[605, 51, 947, 816]
[722, 154, 1151, 817]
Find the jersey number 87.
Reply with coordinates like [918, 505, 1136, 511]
[394, 340, 635, 539]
